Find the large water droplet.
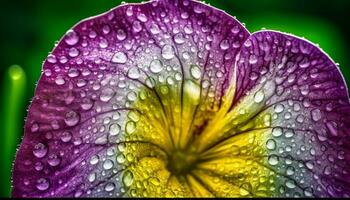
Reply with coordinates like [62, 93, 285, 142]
[127, 67, 141, 79]
[65, 30, 79, 46]
[126, 121, 136, 134]
[268, 155, 279, 165]
[64, 111, 80, 127]
[174, 33, 185, 44]
[254, 90, 265, 103]
[47, 154, 61, 167]
[103, 159, 114, 170]
[161, 45, 175, 60]
[249, 54, 258, 64]
[116, 29, 127, 41]
[122, 170, 134, 187]
[109, 124, 121, 136]
[100, 88, 115, 102]
[36, 178, 50, 191]
[311, 109, 322, 122]
[90, 155, 99, 165]
[220, 39, 230, 50]
[33, 143, 48, 158]
[266, 139, 276, 150]
[190, 65, 201, 79]
[60, 131, 72, 142]
[111, 52, 127, 64]
[105, 182, 115, 192]
[137, 13, 148, 22]
[150, 59, 163, 73]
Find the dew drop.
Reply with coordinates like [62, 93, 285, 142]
[137, 13, 148, 22]
[122, 170, 134, 187]
[109, 124, 121, 136]
[81, 99, 93, 110]
[90, 155, 99, 165]
[249, 54, 258, 64]
[47, 154, 61, 167]
[126, 121, 136, 134]
[285, 180, 296, 189]
[311, 109, 322, 122]
[254, 90, 265, 103]
[284, 129, 295, 138]
[105, 183, 115, 192]
[274, 104, 284, 113]
[33, 143, 48, 158]
[65, 30, 79, 46]
[127, 67, 141, 79]
[64, 111, 80, 127]
[116, 29, 127, 41]
[286, 166, 295, 175]
[55, 77, 65, 85]
[61, 131, 72, 142]
[111, 52, 127, 64]
[88, 173, 96, 182]
[103, 159, 114, 170]
[161, 45, 175, 60]
[150, 59, 163, 73]
[220, 39, 230, 50]
[174, 33, 185, 44]
[266, 139, 276, 150]
[190, 65, 201, 79]
[36, 178, 50, 191]
[268, 155, 279, 165]
[100, 88, 115, 102]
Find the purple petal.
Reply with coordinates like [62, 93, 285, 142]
[233, 31, 350, 197]
[12, 0, 248, 197]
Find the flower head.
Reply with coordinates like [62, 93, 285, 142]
[12, 0, 350, 197]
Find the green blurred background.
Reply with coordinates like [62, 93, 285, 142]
[0, 0, 349, 197]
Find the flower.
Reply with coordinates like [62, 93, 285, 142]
[12, 0, 350, 198]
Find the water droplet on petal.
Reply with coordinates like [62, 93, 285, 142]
[33, 143, 48, 158]
[103, 159, 114, 170]
[266, 139, 276, 150]
[190, 65, 201, 79]
[150, 59, 163, 73]
[254, 90, 265, 103]
[127, 67, 141, 79]
[268, 155, 279, 165]
[64, 111, 80, 127]
[137, 13, 148, 22]
[161, 45, 175, 60]
[220, 39, 230, 50]
[109, 124, 121, 136]
[36, 178, 50, 191]
[111, 52, 127, 64]
[249, 54, 258, 64]
[105, 182, 115, 192]
[47, 154, 61, 167]
[116, 29, 127, 41]
[126, 121, 136, 134]
[122, 170, 134, 187]
[65, 30, 79, 46]
[311, 109, 322, 122]
[100, 88, 115, 102]
[90, 155, 99, 165]
[174, 33, 185, 44]
[274, 104, 284, 113]
[61, 131, 72, 142]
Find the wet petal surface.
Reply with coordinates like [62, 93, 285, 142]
[194, 31, 350, 197]
[12, 0, 249, 197]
